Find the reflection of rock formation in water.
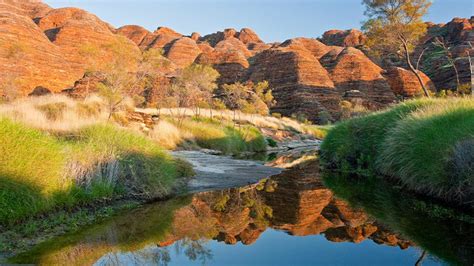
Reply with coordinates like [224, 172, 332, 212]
[154, 159, 413, 249]
[262, 160, 412, 248]
[156, 186, 271, 248]
[264, 160, 335, 236]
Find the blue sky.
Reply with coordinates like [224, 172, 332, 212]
[44, 0, 473, 43]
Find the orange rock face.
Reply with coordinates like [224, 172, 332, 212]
[190, 32, 201, 41]
[321, 29, 366, 47]
[0, 2, 73, 94]
[165, 37, 202, 68]
[116, 25, 150, 46]
[0, 2, 144, 94]
[0, 0, 51, 19]
[385, 67, 436, 98]
[62, 72, 106, 99]
[248, 43, 341, 123]
[279, 38, 331, 59]
[146, 27, 183, 49]
[237, 28, 263, 45]
[248, 39, 397, 122]
[36, 7, 140, 74]
[324, 47, 397, 107]
[196, 37, 251, 84]
[125, 26, 183, 50]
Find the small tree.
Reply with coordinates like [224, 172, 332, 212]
[432, 37, 461, 90]
[253, 81, 275, 115]
[172, 64, 220, 117]
[97, 38, 138, 119]
[363, 0, 432, 97]
[467, 42, 473, 96]
[151, 82, 177, 115]
[210, 98, 227, 120]
[221, 81, 275, 117]
[98, 42, 165, 119]
[221, 82, 249, 121]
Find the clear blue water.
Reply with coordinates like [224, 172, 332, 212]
[95, 230, 441, 266]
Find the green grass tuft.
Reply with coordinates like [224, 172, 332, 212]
[302, 124, 332, 139]
[320, 98, 474, 204]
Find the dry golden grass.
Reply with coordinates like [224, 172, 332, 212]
[148, 117, 267, 154]
[137, 107, 323, 136]
[149, 120, 191, 150]
[0, 94, 108, 132]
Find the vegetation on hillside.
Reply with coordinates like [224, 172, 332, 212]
[321, 98, 474, 205]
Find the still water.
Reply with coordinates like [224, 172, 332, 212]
[10, 151, 474, 265]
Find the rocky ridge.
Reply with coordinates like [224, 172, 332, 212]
[320, 29, 366, 47]
[2, 1, 469, 122]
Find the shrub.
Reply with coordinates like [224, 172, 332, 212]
[321, 99, 434, 171]
[154, 107, 310, 134]
[271, 112, 282, 119]
[111, 112, 129, 126]
[317, 110, 331, 125]
[68, 124, 184, 198]
[266, 137, 278, 148]
[149, 120, 185, 150]
[0, 118, 67, 224]
[302, 125, 332, 139]
[0, 94, 108, 132]
[76, 102, 102, 118]
[35, 102, 67, 121]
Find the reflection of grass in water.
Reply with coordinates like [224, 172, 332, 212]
[10, 196, 192, 265]
[323, 172, 474, 265]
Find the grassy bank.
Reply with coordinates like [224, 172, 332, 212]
[320, 98, 474, 205]
[150, 117, 267, 154]
[0, 118, 192, 227]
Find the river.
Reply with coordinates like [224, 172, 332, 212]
[8, 149, 474, 265]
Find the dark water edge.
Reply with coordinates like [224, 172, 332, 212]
[323, 172, 474, 265]
[6, 156, 474, 265]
